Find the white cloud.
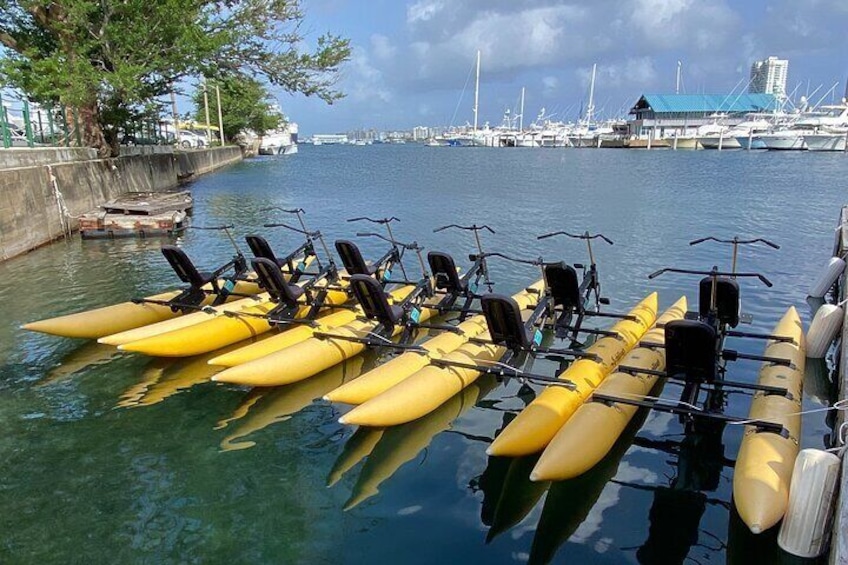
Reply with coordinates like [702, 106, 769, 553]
[542, 75, 559, 97]
[407, 0, 445, 24]
[342, 45, 392, 104]
[286, 1, 848, 132]
[578, 58, 659, 90]
[370, 34, 396, 61]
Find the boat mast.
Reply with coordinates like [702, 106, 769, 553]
[585, 63, 596, 124]
[519, 87, 525, 131]
[473, 50, 480, 132]
[676, 60, 682, 94]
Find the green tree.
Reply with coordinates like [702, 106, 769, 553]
[192, 76, 282, 141]
[0, 1, 349, 157]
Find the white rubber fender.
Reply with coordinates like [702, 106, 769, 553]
[806, 304, 843, 358]
[777, 449, 841, 558]
[809, 257, 845, 298]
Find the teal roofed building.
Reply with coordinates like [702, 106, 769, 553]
[628, 93, 780, 140]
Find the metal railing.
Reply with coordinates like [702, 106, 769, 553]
[0, 90, 177, 150]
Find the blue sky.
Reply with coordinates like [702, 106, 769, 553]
[265, 0, 848, 135]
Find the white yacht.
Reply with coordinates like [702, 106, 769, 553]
[804, 128, 848, 151]
[802, 103, 848, 151]
[722, 118, 773, 150]
[259, 122, 298, 155]
[761, 103, 848, 151]
[696, 116, 740, 149]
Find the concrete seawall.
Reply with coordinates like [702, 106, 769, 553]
[0, 146, 242, 261]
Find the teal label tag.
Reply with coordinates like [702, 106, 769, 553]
[223, 279, 235, 293]
[533, 329, 542, 346]
[294, 260, 303, 273]
[410, 307, 421, 324]
[471, 281, 479, 293]
[382, 269, 392, 282]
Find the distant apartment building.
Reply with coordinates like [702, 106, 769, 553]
[749, 57, 789, 98]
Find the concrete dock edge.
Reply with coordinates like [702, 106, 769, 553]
[831, 205, 848, 565]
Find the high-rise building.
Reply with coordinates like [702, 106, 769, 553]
[749, 57, 789, 98]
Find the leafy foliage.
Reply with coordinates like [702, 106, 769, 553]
[192, 75, 282, 140]
[0, 1, 349, 156]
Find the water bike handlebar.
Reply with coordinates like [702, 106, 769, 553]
[689, 236, 780, 249]
[347, 216, 400, 225]
[356, 232, 421, 250]
[647, 267, 773, 287]
[433, 224, 496, 234]
[481, 252, 544, 266]
[537, 230, 614, 245]
[263, 222, 321, 238]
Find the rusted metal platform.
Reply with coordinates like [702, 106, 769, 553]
[79, 191, 191, 238]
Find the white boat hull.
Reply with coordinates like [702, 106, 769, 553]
[804, 134, 847, 152]
[736, 136, 767, 150]
[672, 137, 700, 149]
[698, 136, 741, 149]
[761, 135, 807, 151]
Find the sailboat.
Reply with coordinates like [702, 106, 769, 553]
[569, 64, 600, 148]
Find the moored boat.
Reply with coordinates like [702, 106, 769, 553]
[804, 131, 848, 152]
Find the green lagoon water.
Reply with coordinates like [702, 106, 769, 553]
[1, 145, 846, 563]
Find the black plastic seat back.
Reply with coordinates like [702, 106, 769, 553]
[481, 294, 529, 351]
[428, 251, 465, 294]
[698, 276, 740, 328]
[162, 245, 210, 289]
[246, 235, 279, 265]
[252, 257, 303, 308]
[335, 240, 373, 277]
[665, 319, 718, 383]
[350, 274, 401, 328]
[544, 262, 580, 310]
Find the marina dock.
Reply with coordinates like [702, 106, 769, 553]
[79, 191, 192, 238]
[832, 206, 848, 564]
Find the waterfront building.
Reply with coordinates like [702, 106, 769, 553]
[627, 93, 779, 140]
[310, 133, 349, 145]
[749, 57, 789, 98]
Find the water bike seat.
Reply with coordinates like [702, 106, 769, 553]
[161, 245, 216, 290]
[544, 262, 580, 311]
[335, 240, 378, 277]
[349, 274, 404, 328]
[252, 257, 305, 308]
[481, 294, 533, 351]
[428, 251, 466, 294]
[246, 235, 288, 268]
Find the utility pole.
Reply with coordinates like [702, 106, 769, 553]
[215, 83, 225, 145]
[170, 88, 179, 142]
[203, 77, 212, 145]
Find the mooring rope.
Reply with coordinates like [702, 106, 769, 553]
[47, 164, 71, 239]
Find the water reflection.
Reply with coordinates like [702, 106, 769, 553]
[633, 428, 731, 564]
[527, 404, 654, 564]
[340, 376, 497, 510]
[215, 355, 369, 451]
[115, 340, 268, 409]
[804, 356, 835, 407]
[326, 427, 385, 487]
[37, 342, 125, 387]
